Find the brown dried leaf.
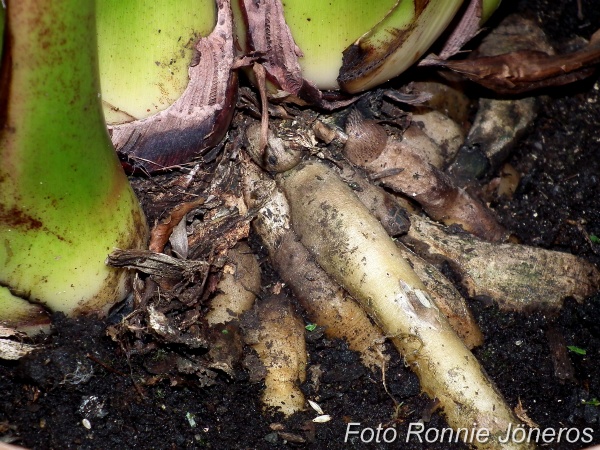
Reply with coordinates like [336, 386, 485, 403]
[421, 37, 600, 94]
[149, 196, 206, 254]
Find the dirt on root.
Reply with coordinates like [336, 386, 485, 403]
[2, 1, 600, 449]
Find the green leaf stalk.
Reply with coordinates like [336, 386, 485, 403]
[0, 0, 148, 333]
[96, 0, 216, 124]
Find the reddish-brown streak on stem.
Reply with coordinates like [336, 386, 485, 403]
[0, 204, 42, 230]
[0, 204, 69, 242]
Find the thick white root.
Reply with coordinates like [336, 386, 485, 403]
[279, 160, 532, 449]
[404, 214, 600, 311]
[338, 161, 483, 348]
[242, 160, 388, 370]
[242, 294, 307, 416]
[397, 242, 484, 349]
[206, 242, 261, 326]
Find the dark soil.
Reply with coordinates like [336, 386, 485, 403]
[2, 1, 600, 449]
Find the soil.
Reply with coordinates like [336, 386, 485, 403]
[2, 1, 600, 449]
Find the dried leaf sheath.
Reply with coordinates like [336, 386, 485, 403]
[236, 0, 354, 109]
[109, 0, 238, 173]
[238, 0, 303, 95]
[437, 0, 483, 60]
[421, 30, 600, 94]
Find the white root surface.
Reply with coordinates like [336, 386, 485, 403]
[279, 160, 532, 449]
[337, 161, 483, 348]
[409, 80, 472, 126]
[242, 294, 307, 416]
[397, 243, 484, 349]
[242, 160, 388, 370]
[404, 214, 600, 311]
[206, 242, 261, 326]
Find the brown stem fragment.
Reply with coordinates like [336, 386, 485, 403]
[252, 63, 270, 156]
[107, 249, 208, 286]
[109, 0, 238, 173]
[343, 110, 508, 242]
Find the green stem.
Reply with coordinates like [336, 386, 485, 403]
[0, 0, 147, 332]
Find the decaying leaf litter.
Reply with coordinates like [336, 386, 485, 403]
[2, 0, 600, 449]
[111, 5, 599, 445]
